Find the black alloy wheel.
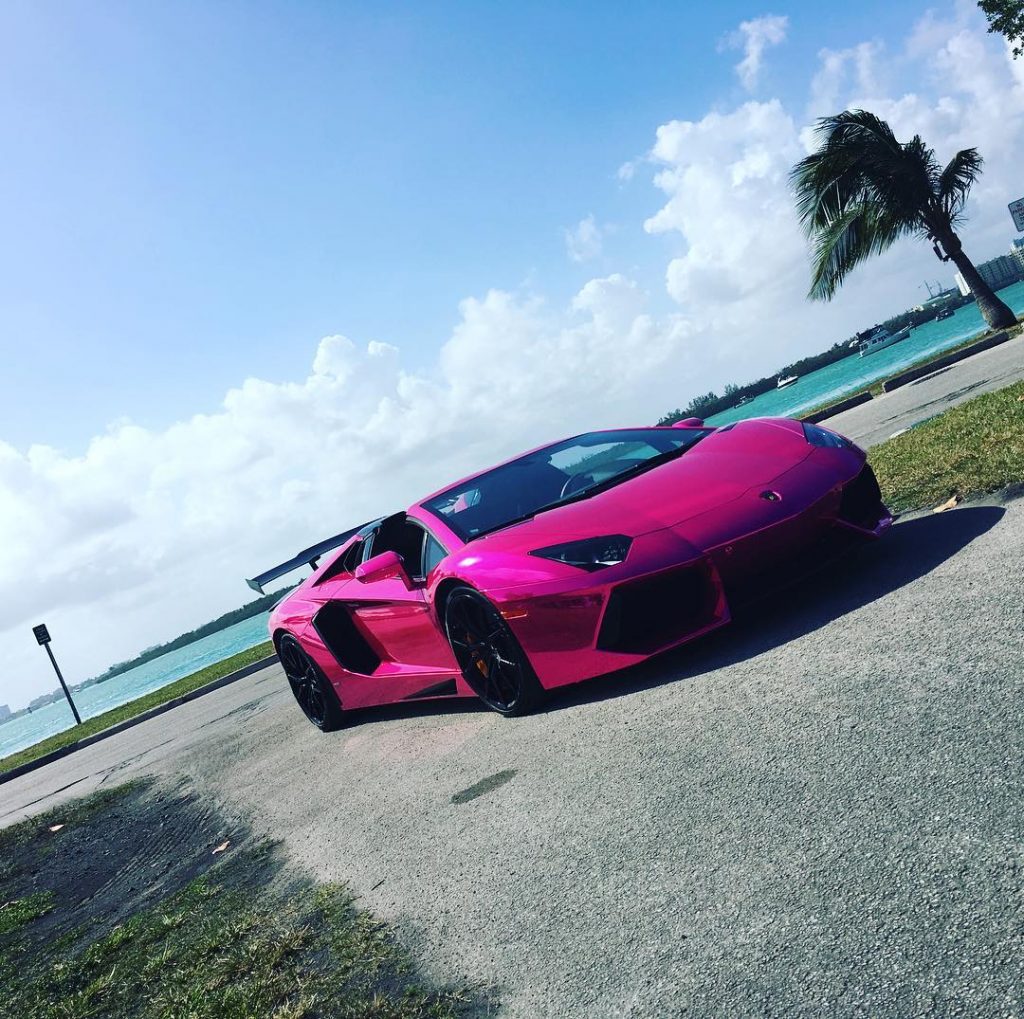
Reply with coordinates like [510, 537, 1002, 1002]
[444, 586, 544, 716]
[278, 634, 344, 731]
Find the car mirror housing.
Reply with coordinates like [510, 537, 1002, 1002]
[354, 550, 406, 583]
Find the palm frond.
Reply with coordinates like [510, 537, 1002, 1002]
[900, 135, 943, 200]
[816, 109, 901, 154]
[791, 111, 930, 236]
[937, 148, 983, 224]
[808, 199, 915, 301]
[791, 108, 973, 300]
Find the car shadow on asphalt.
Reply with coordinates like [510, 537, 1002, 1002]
[541, 504, 1006, 713]
[343, 694, 492, 729]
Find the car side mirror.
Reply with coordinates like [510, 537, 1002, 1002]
[354, 550, 406, 583]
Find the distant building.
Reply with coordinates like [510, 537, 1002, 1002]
[0, 704, 10, 722]
[954, 253, 1024, 296]
[915, 290, 958, 313]
[1011, 237, 1024, 274]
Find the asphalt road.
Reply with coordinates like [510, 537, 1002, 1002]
[3, 350, 1024, 1017]
[4, 493, 1023, 1016]
[827, 332, 1024, 448]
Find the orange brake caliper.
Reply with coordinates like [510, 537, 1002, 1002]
[467, 632, 489, 677]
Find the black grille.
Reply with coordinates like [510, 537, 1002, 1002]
[313, 602, 381, 675]
[597, 565, 711, 654]
[839, 465, 884, 529]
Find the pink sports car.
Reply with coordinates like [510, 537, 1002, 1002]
[250, 419, 891, 726]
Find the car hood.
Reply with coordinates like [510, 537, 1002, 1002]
[473, 418, 814, 549]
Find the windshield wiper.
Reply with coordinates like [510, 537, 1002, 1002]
[469, 508, 547, 540]
[468, 433, 709, 541]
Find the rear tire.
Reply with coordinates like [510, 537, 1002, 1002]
[278, 634, 344, 731]
[443, 586, 544, 717]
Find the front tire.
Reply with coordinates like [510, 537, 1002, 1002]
[278, 634, 344, 731]
[443, 586, 544, 717]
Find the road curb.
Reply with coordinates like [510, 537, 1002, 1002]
[0, 654, 279, 786]
[802, 390, 874, 423]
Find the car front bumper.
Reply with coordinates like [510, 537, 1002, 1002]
[491, 462, 891, 690]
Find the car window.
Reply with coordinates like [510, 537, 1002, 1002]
[313, 530, 375, 584]
[422, 428, 711, 540]
[432, 487, 480, 518]
[556, 440, 661, 479]
[549, 441, 620, 471]
[422, 533, 447, 576]
[359, 530, 376, 563]
[367, 515, 450, 579]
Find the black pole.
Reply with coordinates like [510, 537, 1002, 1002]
[44, 643, 82, 725]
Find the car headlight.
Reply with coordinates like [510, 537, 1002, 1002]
[802, 422, 851, 449]
[529, 535, 632, 571]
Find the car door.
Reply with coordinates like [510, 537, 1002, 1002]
[322, 519, 460, 709]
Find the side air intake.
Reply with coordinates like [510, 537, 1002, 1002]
[313, 603, 381, 675]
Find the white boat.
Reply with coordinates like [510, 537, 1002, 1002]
[858, 325, 910, 357]
[776, 375, 798, 389]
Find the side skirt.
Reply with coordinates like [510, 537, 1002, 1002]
[402, 678, 460, 700]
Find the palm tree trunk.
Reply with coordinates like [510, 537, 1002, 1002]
[940, 232, 1017, 329]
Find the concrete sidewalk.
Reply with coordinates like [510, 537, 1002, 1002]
[826, 332, 1024, 447]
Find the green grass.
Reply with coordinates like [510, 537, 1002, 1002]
[0, 784, 478, 1019]
[869, 379, 1024, 512]
[7, 876, 470, 1019]
[0, 891, 54, 935]
[0, 641, 275, 776]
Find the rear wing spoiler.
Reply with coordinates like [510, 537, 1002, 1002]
[245, 519, 379, 594]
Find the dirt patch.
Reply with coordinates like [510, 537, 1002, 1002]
[0, 781, 484, 1017]
[0, 780, 250, 963]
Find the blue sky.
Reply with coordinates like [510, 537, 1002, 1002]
[3, 0, 1024, 709]
[2, 0, 926, 451]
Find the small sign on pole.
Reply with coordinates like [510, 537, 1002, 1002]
[1009, 198, 1024, 233]
[32, 623, 82, 725]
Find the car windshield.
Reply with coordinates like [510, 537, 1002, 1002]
[420, 428, 712, 541]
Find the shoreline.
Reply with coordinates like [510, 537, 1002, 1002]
[0, 642, 276, 777]
[802, 325, 1019, 423]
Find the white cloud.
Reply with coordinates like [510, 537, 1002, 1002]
[725, 14, 789, 91]
[2, 279, 702, 707]
[643, 99, 805, 312]
[5, 3, 1024, 710]
[564, 214, 604, 262]
[807, 41, 884, 118]
[617, 160, 637, 182]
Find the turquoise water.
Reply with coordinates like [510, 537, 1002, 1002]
[707, 281, 1024, 426]
[0, 611, 273, 760]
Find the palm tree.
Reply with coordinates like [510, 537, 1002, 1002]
[790, 109, 1017, 330]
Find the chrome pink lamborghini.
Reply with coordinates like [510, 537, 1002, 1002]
[250, 418, 891, 725]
